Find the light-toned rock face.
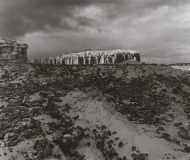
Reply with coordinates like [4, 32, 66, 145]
[29, 49, 141, 65]
[0, 38, 28, 63]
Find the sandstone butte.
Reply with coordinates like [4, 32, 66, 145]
[0, 38, 28, 63]
[28, 49, 141, 65]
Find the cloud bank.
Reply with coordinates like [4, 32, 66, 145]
[0, 0, 190, 63]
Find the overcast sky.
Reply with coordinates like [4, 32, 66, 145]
[0, 0, 190, 63]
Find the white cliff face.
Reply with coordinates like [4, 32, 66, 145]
[29, 49, 141, 65]
[67, 49, 138, 56]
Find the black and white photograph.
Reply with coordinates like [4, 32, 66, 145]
[0, 0, 190, 160]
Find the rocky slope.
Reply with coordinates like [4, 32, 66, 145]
[0, 62, 190, 160]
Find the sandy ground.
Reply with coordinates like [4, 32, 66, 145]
[54, 89, 190, 160]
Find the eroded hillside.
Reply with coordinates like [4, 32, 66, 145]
[0, 63, 190, 160]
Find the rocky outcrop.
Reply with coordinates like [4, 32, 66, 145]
[0, 38, 28, 63]
[28, 49, 140, 65]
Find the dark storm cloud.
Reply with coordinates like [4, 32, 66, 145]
[0, 0, 118, 38]
[0, 0, 190, 63]
[1, 0, 187, 38]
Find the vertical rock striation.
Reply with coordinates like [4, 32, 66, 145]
[29, 49, 140, 65]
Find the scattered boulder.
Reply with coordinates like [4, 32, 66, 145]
[43, 144, 52, 157]
[4, 133, 9, 141]
[161, 133, 170, 138]
[156, 127, 164, 134]
[132, 146, 136, 151]
[33, 139, 49, 159]
[118, 141, 124, 147]
[178, 127, 190, 140]
[30, 108, 38, 116]
[0, 131, 5, 139]
[8, 134, 18, 141]
[24, 131, 33, 139]
[131, 153, 148, 160]
[0, 105, 4, 109]
[174, 122, 182, 127]
[7, 139, 20, 147]
[184, 146, 190, 153]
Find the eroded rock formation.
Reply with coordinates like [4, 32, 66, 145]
[0, 38, 28, 63]
[28, 49, 140, 65]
